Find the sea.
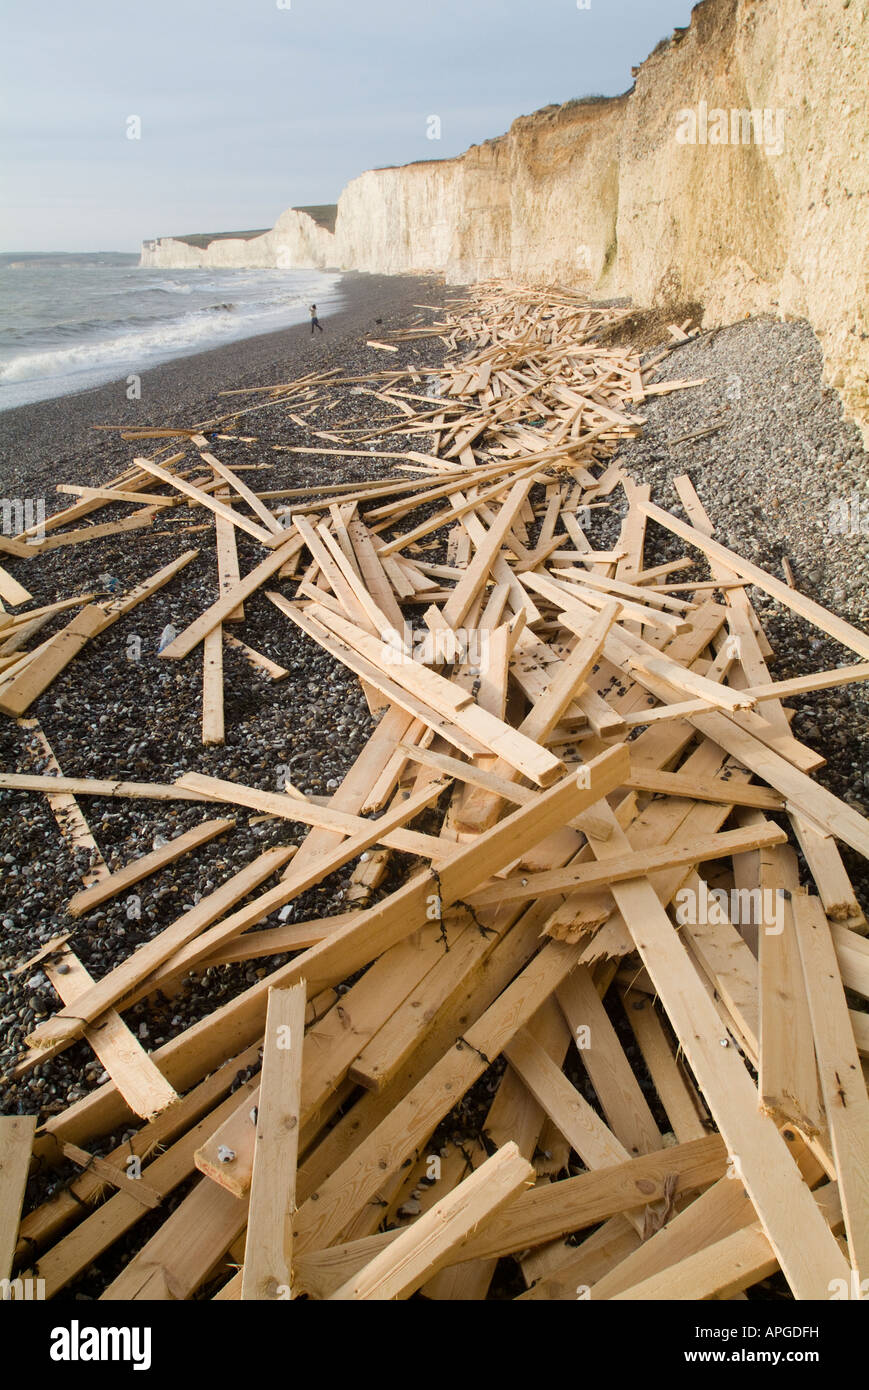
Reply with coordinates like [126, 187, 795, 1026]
[0, 252, 343, 411]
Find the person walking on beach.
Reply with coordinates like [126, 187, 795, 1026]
[309, 303, 324, 335]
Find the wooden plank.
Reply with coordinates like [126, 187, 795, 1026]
[214, 488, 244, 619]
[55, 483, 175, 506]
[579, 803, 851, 1299]
[16, 719, 109, 884]
[304, 602, 565, 787]
[32, 510, 162, 552]
[588, 1177, 782, 1299]
[192, 434, 283, 534]
[793, 891, 869, 1282]
[241, 983, 307, 1300]
[397, 743, 534, 806]
[65, 817, 234, 919]
[556, 967, 662, 1157]
[175, 770, 447, 860]
[503, 1030, 649, 1235]
[621, 988, 709, 1142]
[329, 1142, 534, 1300]
[100, 1176, 247, 1300]
[640, 499, 869, 661]
[163, 912, 348, 973]
[292, 512, 382, 633]
[441, 476, 535, 628]
[222, 631, 288, 680]
[469, 822, 787, 908]
[612, 1185, 843, 1300]
[516, 1216, 644, 1300]
[626, 768, 783, 810]
[59, 1143, 162, 1208]
[758, 844, 824, 1134]
[292, 1136, 728, 1295]
[202, 625, 225, 743]
[0, 772, 213, 801]
[688, 708, 869, 859]
[0, 564, 33, 606]
[134, 456, 278, 545]
[679, 877, 760, 1061]
[790, 812, 867, 931]
[41, 946, 181, 1120]
[833, 923, 869, 999]
[23, 847, 297, 1059]
[347, 516, 406, 629]
[621, 664, 869, 725]
[520, 601, 620, 745]
[0, 1116, 36, 1279]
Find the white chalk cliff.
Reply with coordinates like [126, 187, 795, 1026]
[140, 0, 868, 441]
[140, 207, 334, 271]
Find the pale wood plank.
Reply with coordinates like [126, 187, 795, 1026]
[241, 983, 307, 1300]
[331, 1144, 533, 1301]
[793, 891, 869, 1282]
[66, 817, 233, 918]
[640, 499, 869, 661]
[580, 804, 851, 1298]
[0, 1117, 37, 1279]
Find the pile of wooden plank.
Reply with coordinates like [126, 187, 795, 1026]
[1, 283, 868, 1303]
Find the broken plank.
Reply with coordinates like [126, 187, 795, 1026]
[580, 804, 851, 1300]
[0, 564, 33, 606]
[329, 1142, 534, 1300]
[792, 891, 869, 1283]
[241, 982, 307, 1300]
[469, 822, 787, 908]
[65, 817, 234, 919]
[640, 500, 869, 661]
[159, 532, 305, 658]
[223, 632, 288, 680]
[134, 457, 279, 546]
[0, 1116, 37, 1280]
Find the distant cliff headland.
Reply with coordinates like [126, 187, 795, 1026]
[140, 0, 868, 441]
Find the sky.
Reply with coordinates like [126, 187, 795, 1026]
[1, 0, 700, 252]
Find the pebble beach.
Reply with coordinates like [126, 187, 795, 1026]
[0, 275, 867, 1297]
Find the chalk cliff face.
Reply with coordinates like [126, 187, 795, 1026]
[139, 0, 868, 438]
[333, 0, 868, 439]
[140, 208, 335, 271]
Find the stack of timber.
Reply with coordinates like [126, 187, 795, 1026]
[0, 283, 867, 1303]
